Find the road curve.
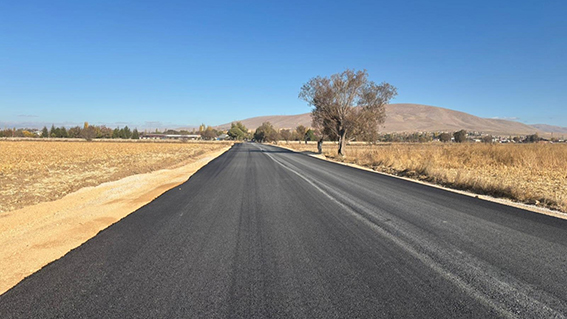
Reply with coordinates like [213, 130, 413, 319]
[1, 142, 567, 318]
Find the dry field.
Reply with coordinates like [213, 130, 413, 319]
[0, 140, 231, 213]
[285, 142, 567, 213]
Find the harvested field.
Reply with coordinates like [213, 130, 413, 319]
[284, 142, 567, 213]
[0, 140, 231, 213]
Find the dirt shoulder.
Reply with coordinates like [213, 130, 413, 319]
[0, 146, 231, 295]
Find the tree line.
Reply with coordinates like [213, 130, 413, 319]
[252, 123, 318, 143]
[0, 123, 225, 141]
[223, 122, 320, 143]
[39, 123, 140, 141]
[0, 123, 147, 141]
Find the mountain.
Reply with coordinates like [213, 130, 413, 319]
[530, 124, 567, 134]
[217, 103, 542, 135]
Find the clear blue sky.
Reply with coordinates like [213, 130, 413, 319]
[1, 0, 565, 129]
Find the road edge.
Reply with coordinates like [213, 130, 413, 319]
[273, 143, 567, 221]
[0, 145, 233, 295]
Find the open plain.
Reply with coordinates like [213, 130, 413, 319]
[0, 140, 230, 213]
[2, 142, 567, 318]
[0, 140, 231, 294]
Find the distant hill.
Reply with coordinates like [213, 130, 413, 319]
[216, 113, 310, 132]
[531, 124, 567, 134]
[217, 103, 543, 135]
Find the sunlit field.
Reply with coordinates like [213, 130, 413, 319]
[0, 140, 231, 213]
[285, 142, 567, 213]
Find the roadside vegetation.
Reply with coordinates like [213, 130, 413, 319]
[0, 122, 226, 141]
[0, 140, 231, 213]
[285, 142, 567, 213]
[299, 69, 397, 155]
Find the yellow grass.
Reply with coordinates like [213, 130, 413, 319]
[285, 142, 567, 213]
[0, 140, 231, 213]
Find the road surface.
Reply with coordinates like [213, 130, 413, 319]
[1, 142, 567, 318]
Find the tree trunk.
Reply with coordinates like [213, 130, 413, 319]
[338, 130, 347, 156]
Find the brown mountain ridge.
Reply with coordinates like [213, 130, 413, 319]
[217, 104, 545, 136]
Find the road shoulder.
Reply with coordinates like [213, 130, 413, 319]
[0, 146, 231, 295]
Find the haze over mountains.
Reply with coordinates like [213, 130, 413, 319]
[218, 104, 564, 136]
[530, 124, 567, 134]
[3, 104, 564, 137]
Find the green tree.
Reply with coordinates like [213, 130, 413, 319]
[49, 124, 56, 138]
[299, 69, 397, 155]
[254, 122, 278, 143]
[305, 129, 317, 141]
[60, 127, 68, 138]
[123, 126, 132, 139]
[112, 128, 120, 138]
[227, 122, 249, 140]
[525, 133, 540, 143]
[132, 128, 140, 139]
[41, 126, 49, 138]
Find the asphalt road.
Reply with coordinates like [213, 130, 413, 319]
[2, 142, 567, 318]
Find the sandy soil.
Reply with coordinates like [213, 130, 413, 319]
[0, 146, 230, 295]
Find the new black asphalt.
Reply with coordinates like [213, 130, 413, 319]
[2, 142, 567, 318]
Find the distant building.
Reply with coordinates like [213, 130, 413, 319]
[216, 134, 229, 141]
[141, 134, 201, 140]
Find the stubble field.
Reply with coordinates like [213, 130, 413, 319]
[0, 140, 230, 213]
[285, 142, 567, 213]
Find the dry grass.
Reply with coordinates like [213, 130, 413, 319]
[285, 142, 567, 213]
[0, 140, 231, 213]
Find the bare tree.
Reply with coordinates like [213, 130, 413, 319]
[201, 126, 218, 140]
[279, 129, 292, 143]
[295, 125, 307, 143]
[80, 122, 96, 141]
[482, 135, 493, 143]
[439, 132, 452, 142]
[299, 69, 397, 156]
[453, 130, 467, 143]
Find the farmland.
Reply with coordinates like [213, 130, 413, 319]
[0, 140, 231, 213]
[285, 142, 567, 213]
